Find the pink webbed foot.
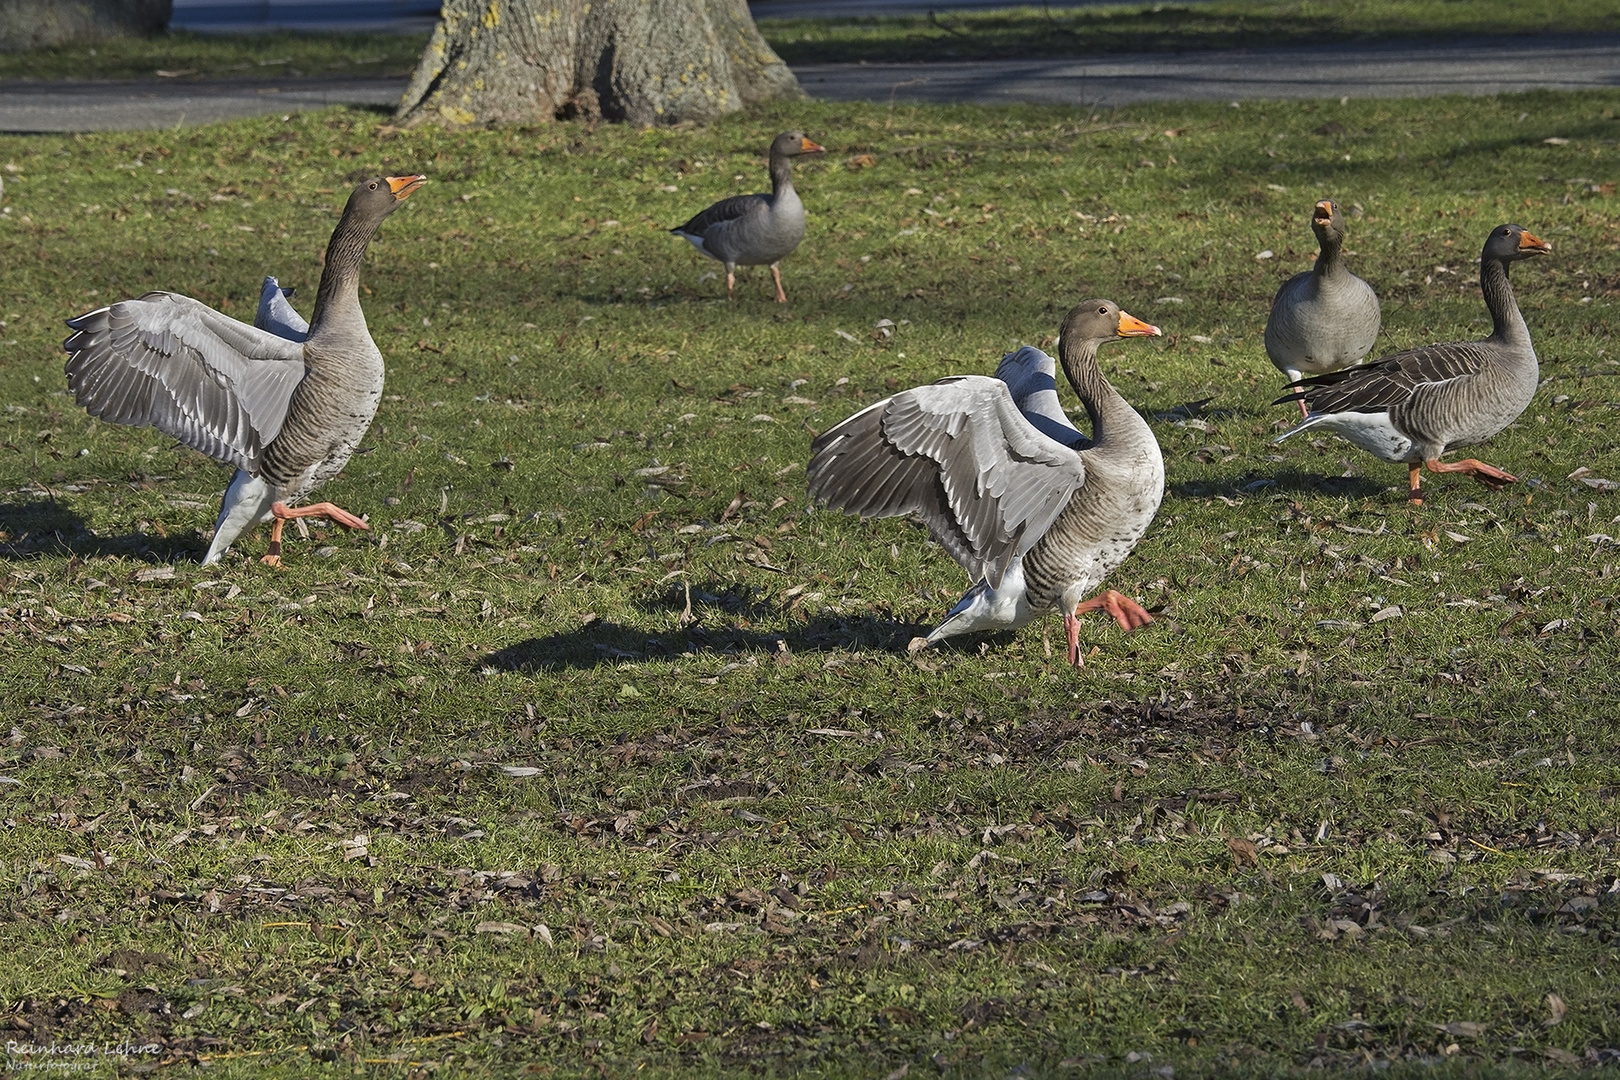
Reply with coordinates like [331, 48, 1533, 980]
[1073, 589, 1154, 633]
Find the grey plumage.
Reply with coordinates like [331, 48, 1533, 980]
[64, 292, 307, 475]
[1265, 199, 1381, 388]
[808, 301, 1165, 662]
[256, 275, 310, 342]
[64, 174, 426, 563]
[671, 131, 824, 302]
[1274, 223, 1550, 500]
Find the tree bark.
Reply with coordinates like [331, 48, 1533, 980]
[0, 0, 171, 52]
[394, 0, 804, 129]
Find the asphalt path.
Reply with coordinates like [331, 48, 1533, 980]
[800, 34, 1620, 108]
[2, 33, 1616, 133]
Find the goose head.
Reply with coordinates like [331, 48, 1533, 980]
[1483, 223, 1550, 264]
[1309, 199, 1347, 247]
[1061, 300, 1162, 350]
[344, 174, 427, 226]
[770, 131, 826, 158]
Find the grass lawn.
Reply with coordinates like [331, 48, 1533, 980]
[759, 0, 1620, 65]
[0, 86, 1617, 1076]
[1, 0, 1615, 81]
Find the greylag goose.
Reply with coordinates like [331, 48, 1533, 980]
[1274, 223, 1549, 504]
[64, 174, 426, 565]
[670, 131, 824, 303]
[807, 301, 1164, 666]
[1265, 199, 1381, 415]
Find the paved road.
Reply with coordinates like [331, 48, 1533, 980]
[2, 34, 1616, 133]
[800, 34, 1620, 108]
[0, 77, 404, 132]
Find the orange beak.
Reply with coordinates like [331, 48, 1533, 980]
[1116, 310, 1162, 338]
[1313, 199, 1334, 222]
[799, 138, 826, 154]
[1517, 229, 1551, 255]
[385, 174, 428, 200]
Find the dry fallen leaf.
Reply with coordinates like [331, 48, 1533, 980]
[1228, 836, 1259, 867]
[474, 921, 527, 936]
[1544, 992, 1568, 1027]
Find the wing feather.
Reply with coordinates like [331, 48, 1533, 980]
[255, 276, 310, 342]
[1280, 339, 1490, 413]
[808, 376, 1086, 588]
[64, 292, 307, 473]
[673, 194, 766, 238]
[994, 346, 1089, 448]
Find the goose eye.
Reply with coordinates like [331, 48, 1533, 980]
[1097, 306, 1108, 315]
[369, 182, 378, 190]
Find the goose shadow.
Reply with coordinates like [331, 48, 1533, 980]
[474, 576, 988, 672]
[1172, 468, 1384, 502]
[0, 498, 201, 563]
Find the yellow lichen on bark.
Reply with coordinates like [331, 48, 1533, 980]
[483, 0, 500, 27]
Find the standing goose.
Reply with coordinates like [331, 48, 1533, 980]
[807, 301, 1164, 667]
[1274, 223, 1549, 503]
[65, 174, 426, 565]
[671, 131, 824, 303]
[1265, 200, 1381, 416]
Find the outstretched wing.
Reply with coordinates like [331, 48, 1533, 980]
[1277, 340, 1489, 413]
[807, 375, 1087, 588]
[255, 275, 310, 343]
[994, 345, 1090, 449]
[65, 291, 308, 474]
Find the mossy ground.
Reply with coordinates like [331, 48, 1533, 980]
[0, 86, 1616, 1076]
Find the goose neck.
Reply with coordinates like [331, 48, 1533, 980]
[309, 205, 383, 338]
[768, 153, 795, 196]
[1313, 229, 1345, 280]
[1481, 255, 1529, 347]
[1060, 341, 1124, 442]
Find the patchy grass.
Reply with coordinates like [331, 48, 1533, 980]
[0, 29, 424, 82]
[0, 0, 1613, 82]
[760, 0, 1620, 65]
[0, 90, 1618, 1076]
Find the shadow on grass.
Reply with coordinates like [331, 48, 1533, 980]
[474, 576, 1008, 671]
[0, 497, 202, 563]
[1173, 468, 1386, 501]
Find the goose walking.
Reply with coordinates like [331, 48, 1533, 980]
[1274, 223, 1549, 503]
[807, 301, 1164, 667]
[671, 131, 824, 303]
[1265, 199, 1381, 415]
[64, 174, 426, 565]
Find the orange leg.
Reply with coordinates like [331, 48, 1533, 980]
[261, 516, 288, 568]
[770, 263, 787, 304]
[1074, 590, 1155, 633]
[259, 501, 369, 567]
[725, 269, 736, 301]
[1064, 611, 1083, 668]
[1408, 463, 1425, 505]
[1297, 398, 1310, 419]
[1425, 457, 1517, 490]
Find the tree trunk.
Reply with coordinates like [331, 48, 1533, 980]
[0, 0, 171, 52]
[394, 0, 804, 129]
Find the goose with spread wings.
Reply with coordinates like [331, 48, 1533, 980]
[1274, 223, 1549, 503]
[808, 301, 1164, 667]
[64, 174, 426, 565]
[671, 131, 823, 303]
